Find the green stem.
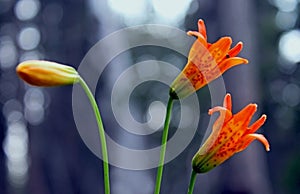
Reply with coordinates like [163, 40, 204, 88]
[78, 77, 110, 194]
[154, 97, 174, 194]
[187, 170, 197, 194]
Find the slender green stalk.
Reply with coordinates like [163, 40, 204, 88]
[78, 77, 110, 194]
[187, 170, 197, 194]
[154, 97, 174, 194]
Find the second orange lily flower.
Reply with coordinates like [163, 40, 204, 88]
[192, 93, 270, 173]
[170, 19, 249, 99]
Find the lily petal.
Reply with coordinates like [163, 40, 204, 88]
[218, 57, 249, 74]
[188, 40, 211, 66]
[187, 31, 207, 46]
[197, 19, 207, 40]
[208, 106, 232, 134]
[248, 114, 267, 133]
[233, 103, 257, 128]
[170, 19, 248, 99]
[228, 42, 243, 57]
[237, 133, 270, 152]
[209, 106, 232, 122]
[223, 93, 232, 112]
[247, 134, 270, 151]
[192, 93, 269, 174]
[208, 37, 232, 63]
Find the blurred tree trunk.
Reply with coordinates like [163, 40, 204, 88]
[187, 0, 273, 193]
[218, 0, 273, 193]
[88, 1, 154, 193]
[27, 1, 103, 194]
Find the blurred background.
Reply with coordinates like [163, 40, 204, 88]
[0, 0, 299, 193]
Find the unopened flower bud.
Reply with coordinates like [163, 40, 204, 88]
[16, 60, 80, 87]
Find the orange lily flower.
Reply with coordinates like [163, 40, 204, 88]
[170, 19, 248, 99]
[192, 93, 270, 173]
[16, 60, 80, 87]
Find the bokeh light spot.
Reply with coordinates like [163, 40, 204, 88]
[275, 11, 297, 30]
[0, 36, 17, 69]
[14, 0, 40, 21]
[282, 83, 300, 107]
[4, 124, 28, 162]
[17, 27, 41, 50]
[152, 0, 193, 24]
[3, 116, 29, 187]
[273, 0, 298, 12]
[279, 30, 300, 63]
[24, 88, 45, 125]
[108, 0, 147, 24]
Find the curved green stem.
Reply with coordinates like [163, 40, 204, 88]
[187, 170, 197, 194]
[78, 77, 110, 194]
[154, 97, 174, 194]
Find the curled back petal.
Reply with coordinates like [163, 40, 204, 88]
[247, 134, 270, 151]
[208, 106, 232, 125]
[187, 31, 207, 46]
[237, 133, 270, 153]
[208, 108, 232, 145]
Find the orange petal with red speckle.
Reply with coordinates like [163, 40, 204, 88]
[208, 37, 232, 63]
